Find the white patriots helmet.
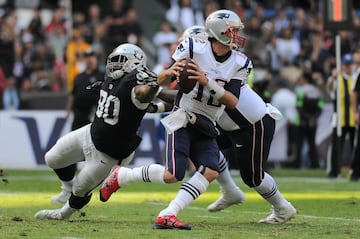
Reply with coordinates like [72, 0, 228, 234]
[181, 25, 208, 41]
[205, 9, 246, 49]
[106, 43, 147, 79]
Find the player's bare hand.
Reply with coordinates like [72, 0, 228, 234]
[187, 60, 208, 86]
[167, 57, 187, 78]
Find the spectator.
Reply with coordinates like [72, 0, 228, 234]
[44, 7, 66, 37]
[350, 51, 360, 181]
[84, 4, 102, 44]
[123, 8, 143, 46]
[65, 48, 104, 130]
[273, 8, 290, 34]
[0, 65, 6, 108]
[48, 21, 67, 62]
[65, 28, 91, 92]
[105, 0, 132, 53]
[3, 76, 20, 110]
[276, 27, 300, 66]
[91, 23, 107, 72]
[263, 34, 282, 74]
[28, 6, 44, 44]
[293, 73, 323, 168]
[152, 20, 178, 65]
[12, 41, 25, 90]
[326, 54, 356, 178]
[271, 80, 297, 162]
[0, 8, 15, 78]
[165, 0, 204, 32]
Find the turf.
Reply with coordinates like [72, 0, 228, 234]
[1, 169, 360, 239]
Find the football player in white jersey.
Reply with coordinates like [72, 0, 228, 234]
[100, 10, 250, 230]
[160, 22, 296, 224]
[34, 43, 163, 220]
[177, 19, 296, 225]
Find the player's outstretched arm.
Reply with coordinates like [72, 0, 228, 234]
[134, 84, 159, 103]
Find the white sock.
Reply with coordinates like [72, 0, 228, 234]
[61, 177, 76, 192]
[60, 201, 76, 219]
[118, 164, 165, 187]
[254, 172, 288, 208]
[217, 152, 240, 192]
[158, 172, 209, 216]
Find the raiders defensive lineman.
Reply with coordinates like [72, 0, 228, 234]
[35, 43, 161, 220]
[99, 10, 252, 230]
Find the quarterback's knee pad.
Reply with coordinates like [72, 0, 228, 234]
[69, 193, 92, 210]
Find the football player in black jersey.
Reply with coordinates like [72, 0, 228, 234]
[50, 49, 104, 205]
[35, 43, 162, 220]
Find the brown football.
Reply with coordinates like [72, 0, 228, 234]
[177, 58, 196, 94]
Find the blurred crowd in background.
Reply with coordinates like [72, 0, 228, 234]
[0, 0, 360, 170]
[0, 0, 359, 100]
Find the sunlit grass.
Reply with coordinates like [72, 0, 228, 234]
[1, 169, 360, 239]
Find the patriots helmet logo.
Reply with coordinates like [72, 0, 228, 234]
[217, 13, 230, 19]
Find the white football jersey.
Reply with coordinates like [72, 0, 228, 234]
[172, 37, 252, 122]
[217, 84, 267, 130]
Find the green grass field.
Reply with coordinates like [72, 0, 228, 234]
[1, 169, 360, 239]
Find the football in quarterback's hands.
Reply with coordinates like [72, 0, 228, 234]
[177, 58, 196, 94]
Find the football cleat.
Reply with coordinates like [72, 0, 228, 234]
[153, 215, 191, 230]
[259, 203, 296, 224]
[207, 187, 245, 212]
[51, 189, 71, 205]
[35, 209, 67, 220]
[99, 166, 121, 202]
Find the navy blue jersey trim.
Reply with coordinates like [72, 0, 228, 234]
[189, 37, 194, 59]
[237, 58, 250, 72]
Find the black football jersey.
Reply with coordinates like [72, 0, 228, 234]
[90, 66, 157, 159]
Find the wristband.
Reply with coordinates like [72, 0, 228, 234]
[205, 79, 225, 99]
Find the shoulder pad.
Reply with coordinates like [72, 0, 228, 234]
[179, 37, 208, 54]
[233, 51, 253, 70]
[190, 37, 208, 54]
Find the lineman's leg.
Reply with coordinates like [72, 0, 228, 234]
[45, 125, 91, 204]
[99, 129, 190, 202]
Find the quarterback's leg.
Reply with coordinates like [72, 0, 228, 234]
[153, 130, 219, 230]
